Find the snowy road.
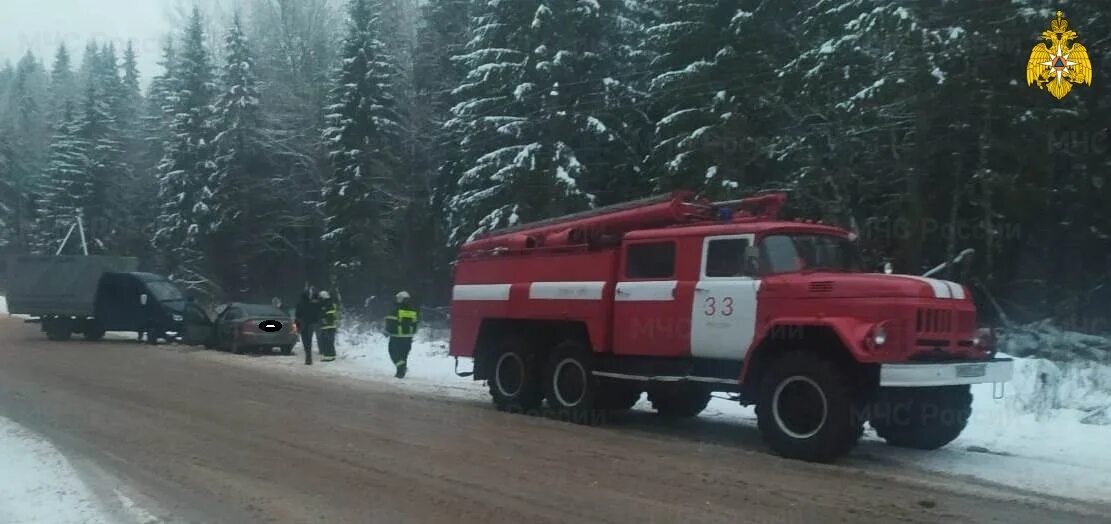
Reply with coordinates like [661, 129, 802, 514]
[0, 317, 1109, 523]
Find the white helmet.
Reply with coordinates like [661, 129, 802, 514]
[395, 291, 410, 302]
[318, 290, 330, 300]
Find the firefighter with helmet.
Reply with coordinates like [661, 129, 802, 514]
[386, 291, 418, 378]
[318, 290, 340, 362]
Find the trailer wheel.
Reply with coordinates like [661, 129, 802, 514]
[649, 385, 711, 419]
[870, 386, 971, 450]
[83, 322, 106, 342]
[45, 318, 73, 341]
[756, 352, 864, 462]
[544, 341, 605, 425]
[488, 336, 544, 413]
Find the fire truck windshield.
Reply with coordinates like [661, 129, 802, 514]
[760, 234, 863, 275]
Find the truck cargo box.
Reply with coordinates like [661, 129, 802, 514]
[6, 255, 139, 317]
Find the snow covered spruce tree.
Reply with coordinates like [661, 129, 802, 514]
[445, 0, 643, 243]
[2, 52, 49, 252]
[34, 43, 128, 255]
[321, 0, 405, 293]
[34, 107, 89, 252]
[153, 8, 218, 288]
[778, 2, 972, 268]
[142, 38, 179, 184]
[111, 40, 159, 260]
[208, 13, 278, 297]
[413, 0, 475, 299]
[645, 0, 796, 198]
[47, 44, 78, 128]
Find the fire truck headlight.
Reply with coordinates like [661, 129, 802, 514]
[872, 324, 887, 346]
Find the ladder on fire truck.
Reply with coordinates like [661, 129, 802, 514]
[461, 191, 787, 254]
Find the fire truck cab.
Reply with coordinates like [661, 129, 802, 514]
[449, 192, 1013, 462]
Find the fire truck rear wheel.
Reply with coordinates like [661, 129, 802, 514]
[649, 385, 712, 419]
[544, 341, 604, 425]
[870, 386, 971, 450]
[488, 337, 544, 413]
[756, 352, 863, 462]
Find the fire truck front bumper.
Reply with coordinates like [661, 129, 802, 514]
[879, 358, 1014, 387]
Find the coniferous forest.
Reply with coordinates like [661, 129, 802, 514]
[1, 0, 1110, 326]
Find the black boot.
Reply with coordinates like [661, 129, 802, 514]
[395, 362, 407, 379]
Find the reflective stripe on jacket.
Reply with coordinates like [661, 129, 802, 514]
[321, 301, 340, 330]
[385, 306, 418, 338]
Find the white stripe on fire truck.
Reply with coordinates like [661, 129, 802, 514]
[452, 284, 512, 301]
[943, 280, 966, 299]
[881, 274, 952, 299]
[529, 281, 606, 300]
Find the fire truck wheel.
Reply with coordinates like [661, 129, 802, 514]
[488, 338, 544, 413]
[649, 386, 711, 419]
[870, 386, 971, 450]
[544, 342, 604, 425]
[757, 352, 863, 462]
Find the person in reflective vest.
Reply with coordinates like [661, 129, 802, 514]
[318, 290, 340, 362]
[385, 291, 418, 378]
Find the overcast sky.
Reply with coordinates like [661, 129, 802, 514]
[0, 0, 174, 86]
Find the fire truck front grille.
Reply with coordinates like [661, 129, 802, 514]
[916, 308, 954, 334]
[914, 309, 975, 334]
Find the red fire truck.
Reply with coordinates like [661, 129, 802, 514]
[449, 192, 1013, 462]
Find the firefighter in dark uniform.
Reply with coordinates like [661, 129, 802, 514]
[295, 286, 322, 365]
[385, 291, 418, 378]
[318, 290, 340, 362]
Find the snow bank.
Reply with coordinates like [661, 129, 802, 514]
[998, 320, 1111, 364]
[869, 355, 1111, 502]
[0, 416, 109, 523]
[0, 295, 7, 315]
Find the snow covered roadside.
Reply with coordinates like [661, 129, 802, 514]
[270, 322, 1111, 505]
[0, 415, 109, 524]
[0, 295, 8, 315]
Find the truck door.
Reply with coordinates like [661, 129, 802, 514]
[613, 240, 683, 356]
[690, 234, 760, 361]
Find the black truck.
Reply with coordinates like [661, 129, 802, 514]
[6, 255, 209, 344]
